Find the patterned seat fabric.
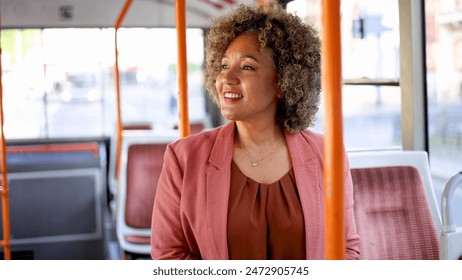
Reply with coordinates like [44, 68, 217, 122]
[352, 166, 439, 260]
[125, 143, 167, 231]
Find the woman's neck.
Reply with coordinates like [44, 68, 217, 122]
[234, 121, 284, 147]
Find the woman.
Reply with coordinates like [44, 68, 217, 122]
[151, 2, 360, 260]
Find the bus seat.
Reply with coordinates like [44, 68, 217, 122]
[123, 122, 153, 131]
[440, 171, 462, 260]
[348, 150, 440, 260]
[108, 122, 153, 214]
[116, 130, 178, 258]
[173, 120, 207, 135]
[4, 142, 107, 259]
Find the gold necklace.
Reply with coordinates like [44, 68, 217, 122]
[239, 137, 284, 167]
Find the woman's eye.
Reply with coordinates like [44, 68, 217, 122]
[243, 65, 254, 70]
[221, 64, 229, 70]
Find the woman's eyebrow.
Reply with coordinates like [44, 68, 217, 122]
[222, 53, 260, 63]
[241, 54, 259, 62]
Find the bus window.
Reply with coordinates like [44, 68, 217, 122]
[1, 29, 46, 139]
[288, 0, 401, 149]
[425, 0, 462, 219]
[1, 27, 208, 139]
[115, 28, 206, 131]
[42, 28, 110, 138]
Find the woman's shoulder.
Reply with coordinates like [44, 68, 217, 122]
[298, 128, 325, 146]
[297, 129, 348, 157]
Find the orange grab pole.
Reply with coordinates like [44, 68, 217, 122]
[113, 0, 133, 179]
[176, 0, 190, 138]
[321, 0, 345, 259]
[115, 0, 133, 29]
[0, 43, 12, 259]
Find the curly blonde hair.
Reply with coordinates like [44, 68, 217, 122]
[204, 2, 321, 133]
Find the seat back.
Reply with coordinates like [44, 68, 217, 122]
[108, 123, 153, 201]
[173, 121, 206, 135]
[348, 150, 440, 260]
[116, 130, 178, 256]
[4, 142, 107, 259]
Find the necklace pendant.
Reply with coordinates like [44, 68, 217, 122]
[252, 161, 258, 167]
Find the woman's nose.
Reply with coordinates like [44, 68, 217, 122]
[221, 68, 239, 85]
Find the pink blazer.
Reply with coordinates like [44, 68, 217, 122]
[151, 121, 360, 260]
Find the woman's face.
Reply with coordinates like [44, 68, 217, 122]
[215, 32, 280, 124]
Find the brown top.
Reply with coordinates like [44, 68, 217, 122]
[227, 161, 306, 260]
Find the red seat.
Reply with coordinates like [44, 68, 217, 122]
[351, 166, 439, 259]
[115, 131, 178, 258]
[124, 143, 166, 229]
[348, 150, 441, 260]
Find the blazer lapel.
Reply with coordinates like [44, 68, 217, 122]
[205, 122, 235, 259]
[285, 130, 325, 259]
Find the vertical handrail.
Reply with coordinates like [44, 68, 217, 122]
[321, 0, 345, 259]
[114, 0, 133, 179]
[175, 0, 190, 138]
[441, 171, 462, 233]
[0, 21, 12, 260]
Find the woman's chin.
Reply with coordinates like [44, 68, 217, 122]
[220, 110, 238, 121]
